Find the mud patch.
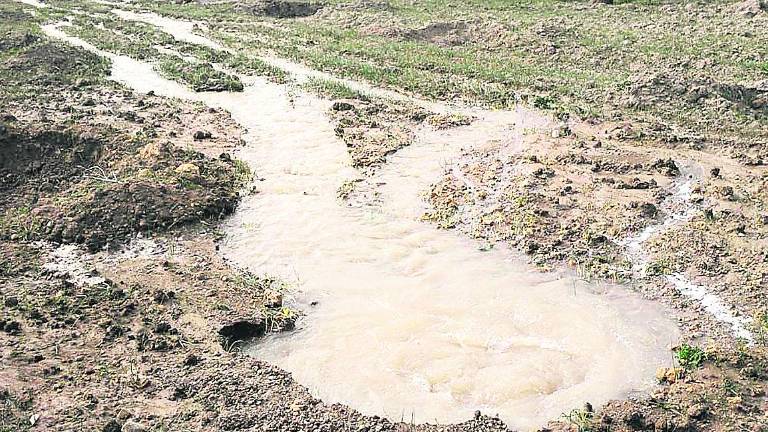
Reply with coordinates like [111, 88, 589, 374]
[328, 96, 430, 168]
[5, 42, 109, 87]
[404, 21, 473, 47]
[552, 346, 768, 432]
[424, 130, 673, 278]
[0, 233, 303, 431]
[359, 19, 512, 49]
[624, 73, 768, 116]
[0, 124, 244, 251]
[243, 0, 323, 18]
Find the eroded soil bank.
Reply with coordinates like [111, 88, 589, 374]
[1, 0, 767, 431]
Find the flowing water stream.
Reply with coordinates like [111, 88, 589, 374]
[41, 17, 683, 430]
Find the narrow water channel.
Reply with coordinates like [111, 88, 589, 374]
[42, 21, 681, 430]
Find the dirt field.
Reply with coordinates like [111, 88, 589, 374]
[1, 0, 767, 431]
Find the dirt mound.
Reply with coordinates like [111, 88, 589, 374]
[0, 28, 38, 51]
[243, 0, 323, 18]
[387, 20, 511, 48]
[735, 0, 767, 17]
[336, 0, 392, 11]
[0, 128, 101, 187]
[404, 21, 472, 47]
[328, 98, 429, 168]
[0, 124, 244, 251]
[6, 42, 109, 86]
[624, 73, 768, 115]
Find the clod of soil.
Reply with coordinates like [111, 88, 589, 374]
[404, 21, 473, 47]
[219, 319, 266, 345]
[6, 42, 108, 87]
[0, 125, 244, 251]
[736, 0, 768, 17]
[327, 97, 431, 169]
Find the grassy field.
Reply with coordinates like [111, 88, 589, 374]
[18, 0, 768, 152]
[109, 0, 768, 149]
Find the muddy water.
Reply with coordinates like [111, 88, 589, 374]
[43, 21, 681, 430]
[224, 99, 679, 429]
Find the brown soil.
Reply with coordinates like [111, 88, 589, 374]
[0, 123, 245, 251]
[241, 0, 323, 18]
[328, 97, 430, 169]
[423, 116, 768, 431]
[2, 2, 767, 432]
[424, 124, 677, 277]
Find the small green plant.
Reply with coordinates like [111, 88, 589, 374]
[755, 312, 768, 345]
[648, 398, 683, 415]
[675, 344, 707, 370]
[722, 378, 740, 397]
[261, 304, 299, 332]
[561, 408, 593, 432]
[532, 94, 556, 110]
[233, 159, 252, 183]
[222, 338, 243, 353]
[646, 258, 673, 276]
[177, 177, 202, 190]
[0, 207, 44, 241]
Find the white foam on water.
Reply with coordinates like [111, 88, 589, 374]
[623, 171, 754, 343]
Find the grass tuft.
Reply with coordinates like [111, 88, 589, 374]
[561, 408, 593, 432]
[675, 344, 707, 370]
[156, 56, 244, 92]
[302, 77, 370, 101]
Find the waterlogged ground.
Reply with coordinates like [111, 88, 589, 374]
[1, 0, 768, 431]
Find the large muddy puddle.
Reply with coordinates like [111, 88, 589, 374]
[42, 16, 681, 430]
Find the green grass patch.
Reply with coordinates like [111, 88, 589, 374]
[0, 5, 110, 103]
[156, 56, 244, 92]
[64, 15, 171, 60]
[233, 159, 252, 183]
[561, 408, 593, 432]
[12, 0, 768, 145]
[224, 53, 288, 82]
[0, 207, 44, 241]
[302, 77, 370, 100]
[675, 344, 707, 370]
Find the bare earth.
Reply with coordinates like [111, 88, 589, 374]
[1, 0, 767, 431]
